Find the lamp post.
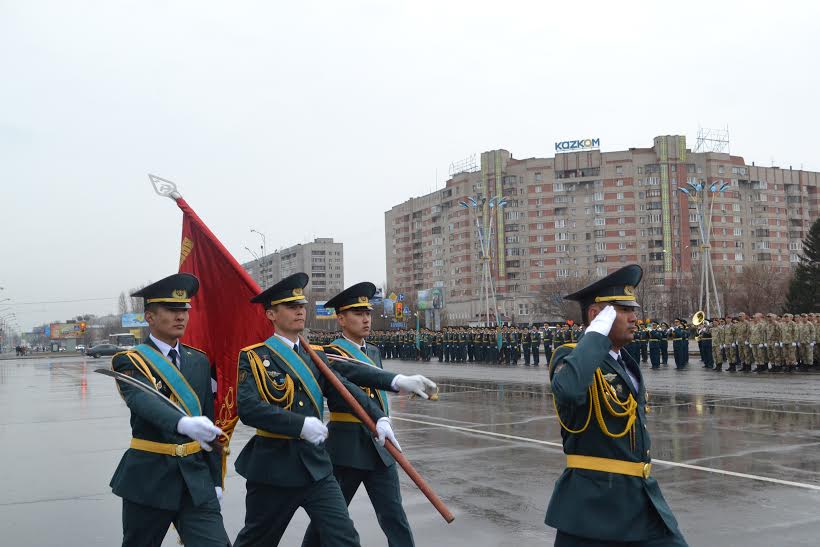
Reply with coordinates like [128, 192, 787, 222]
[458, 196, 506, 327]
[250, 228, 269, 286]
[677, 179, 729, 318]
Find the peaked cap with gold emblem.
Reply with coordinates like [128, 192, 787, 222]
[564, 264, 642, 309]
[324, 281, 376, 312]
[131, 273, 199, 309]
[251, 272, 309, 308]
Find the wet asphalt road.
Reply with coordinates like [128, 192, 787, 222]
[1, 354, 819, 546]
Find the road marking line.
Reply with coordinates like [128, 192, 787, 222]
[392, 415, 820, 492]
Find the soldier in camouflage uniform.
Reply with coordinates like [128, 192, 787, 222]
[711, 318, 724, 371]
[797, 315, 815, 371]
[736, 313, 753, 372]
[780, 314, 799, 372]
[749, 313, 767, 373]
[765, 314, 782, 372]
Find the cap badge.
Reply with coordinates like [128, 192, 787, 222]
[624, 285, 635, 296]
[292, 288, 304, 297]
[172, 289, 187, 299]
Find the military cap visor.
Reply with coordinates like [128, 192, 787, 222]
[324, 282, 376, 312]
[251, 272, 309, 307]
[563, 264, 642, 309]
[131, 273, 199, 309]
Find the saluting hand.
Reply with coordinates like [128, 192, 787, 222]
[587, 305, 617, 337]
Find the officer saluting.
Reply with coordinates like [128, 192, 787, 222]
[109, 273, 230, 546]
[546, 265, 687, 546]
[302, 282, 436, 547]
[233, 273, 402, 547]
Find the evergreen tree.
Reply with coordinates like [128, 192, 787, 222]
[784, 216, 820, 313]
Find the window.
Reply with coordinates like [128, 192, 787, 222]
[616, 192, 624, 200]
[594, 192, 604, 201]
[688, 213, 698, 223]
[619, 242, 627, 250]
[556, 244, 568, 252]
[735, 252, 743, 261]
[594, 229, 605, 237]
[535, 185, 542, 193]
[648, 214, 661, 223]
[554, 182, 564, 192]
[556, 232, 569, 241]
[790, 253, 801, 263]
[557, 269, 570, 278]
[618, 217, 625, 225]
[616, 179, 624, 187]
[595, 218, 605, 226]
[789, 241, 802, 251]
[596, 241, 606, 251]
[718, 166, 724, 174]
[594, 204, 604, 214]
[617, 205, 625, 212]
[596, 266, 607, 276]
[733, 228, 742, 237]
[518, 303, 530, 316]
[535, 172, 543, 182]
[555, 219, 566, 228]
[616, 165, 623, 175]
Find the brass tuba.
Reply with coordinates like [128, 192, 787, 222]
[692, 310, 705, 326]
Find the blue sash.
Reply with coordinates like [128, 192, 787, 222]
[264, 336, 324, 419]
[332, 338, 389, 416]
[133, 344, 201, 416]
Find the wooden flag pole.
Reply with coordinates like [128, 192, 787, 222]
[299, 335, 455, 523]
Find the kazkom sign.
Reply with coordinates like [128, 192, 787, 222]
[555, 138, 600, 152]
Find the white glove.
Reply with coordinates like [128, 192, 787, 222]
[758, 344, 763, 348]
[215, 486, 223, 509]
[177, 416, 223, 451]
[764, 343, 768, 348]
[812, 342, 816, 347]
[375, 417, 402, 451]
[393, 374, 437, 399]
[792, 342, 797, 347]
[300, 416, 328, 446]
[587, 305, 617, 337]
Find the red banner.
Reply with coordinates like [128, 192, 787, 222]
[175, 197, 272, 440]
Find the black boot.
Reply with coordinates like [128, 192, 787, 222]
[727, 364, 737, 372]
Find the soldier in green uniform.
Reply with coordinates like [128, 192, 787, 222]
[547, 265, 687, 546]
[543, 326, 553, 367]
[302, 282, 436, 547]
[109, 273, 230, 547]
[637, 321, 649, 363]
[780, 313, 798, 372]
[531, 326, 541, 366]
[671, 319, 687, 369]
[648, 321, 662, 370]
[659, 322, 670, 366]
[233, 274, 405, 547]
[711, 318, 724, 371]
[750, 313, 767, 373]
[523, 328, 532, 365]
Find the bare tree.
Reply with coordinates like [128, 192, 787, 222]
[536, 273, 594, 324]
[723, 263, 791, 315]
[118, 292, 129, 315]
[129, 284, 147, 314]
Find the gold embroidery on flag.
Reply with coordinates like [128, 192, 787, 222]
[179, 237, 194, 266]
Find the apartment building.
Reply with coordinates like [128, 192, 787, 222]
[242, 237, 344, 298]
[385, 135, 819, 325]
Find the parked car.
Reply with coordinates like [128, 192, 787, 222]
[86, 343, 122, 358]
[76, 345, 86, 353]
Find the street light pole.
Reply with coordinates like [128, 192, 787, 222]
[250, 228, 268, 285]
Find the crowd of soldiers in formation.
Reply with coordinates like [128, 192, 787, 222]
[693, 312, 820, 373]
[312, 312, 820, 373]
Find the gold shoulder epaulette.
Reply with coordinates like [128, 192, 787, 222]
[241, 342, 266, 353]
[310, 344, 325, 352]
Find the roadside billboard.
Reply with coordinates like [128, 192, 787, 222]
[316, 301, 336, 320]
[49, 322, 83, 339]
[122, 313, 149, 328]
[417, 288, 445, 310]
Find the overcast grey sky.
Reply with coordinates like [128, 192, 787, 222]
[2, 1, 819, 331]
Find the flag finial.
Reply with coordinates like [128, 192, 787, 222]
[149, 174, 182, 200]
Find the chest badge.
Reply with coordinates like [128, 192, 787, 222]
[603, 373, 618, 383]
[263, 359, 271, 368]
